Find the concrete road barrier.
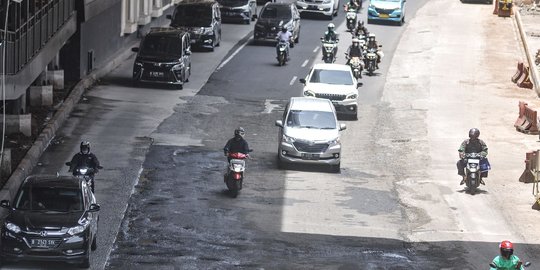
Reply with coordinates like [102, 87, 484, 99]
[520, 150, 536, 183]
[514, 101, 539, 134]
[511, 62, 525, 83]
[517, 66, 534, 89]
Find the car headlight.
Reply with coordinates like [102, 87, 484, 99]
[328, 137, 340, 144]
[368, 4, 376, 10]
[346, 94, 357, 99]
[233, 4, 250, 11]
[392, 9, 402, 15]
[282, 134, 295, 143]
[134, 61, 143, 67]
[5, 222, 21, 234]
[68, 223, 89, 236]
[172, 64, 183, 71]
[303, 90, 316, 97]
[322, 0, 331, 4]
[198, 27, 213, 35]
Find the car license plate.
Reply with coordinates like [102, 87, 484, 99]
[302, 153, 320, 160]
[31, 239, 56, 248]
[379, 14, 389, 18]
[150, 71, 164, 77]
[225, 11, 235, 16]
[308, 5, 318, 9]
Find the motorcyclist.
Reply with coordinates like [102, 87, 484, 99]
[354, 20, 369, 39]
[457, 128, 489, 185]
[344, 0, 361, 12]
[276, 26, 293, 60]
[346, 38, 364, 77]
[322, 23, 338, 61]
[366, 33, 383, 68]
[223, 127, 250, 162]
[68, 141, 100, 173]
[490, 241, 525, 270]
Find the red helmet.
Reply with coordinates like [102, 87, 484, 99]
[499, 240, 514, 259]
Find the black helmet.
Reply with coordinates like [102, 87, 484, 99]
[281, 26, 287, 32]
[234, 127, 245, 138]
[468, 128, 480, 139]
[80, 141, 91, 154]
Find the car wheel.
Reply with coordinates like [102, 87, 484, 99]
[91, 235, 97, 251]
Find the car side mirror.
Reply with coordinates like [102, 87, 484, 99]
[299, 78, 306, 84]
[88, 204, 101, 212]
[275, 120, 283, 127]
[320, 37, 324, 41]
[166, 14, 172, 20]
[339, 123, 347, 131]
[131, 47, 139, 52]
[378, 45, 382, 48]
[249, 149, 254, 152]
[523, 262, 531, 267]
[0, 200, 11, 209]
[357, 82, 363, 88]
[65, 162, 71, 166]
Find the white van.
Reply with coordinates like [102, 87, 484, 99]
[275, 97, 346, 172]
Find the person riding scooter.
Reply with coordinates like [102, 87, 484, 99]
[224, 127, 250, 162]
[457, 128, 489, 185]
[490, 241, 527, 270]
[68, 141, 101, 173]
[275, 26, 293, 61]
[366, 33, 383, 68]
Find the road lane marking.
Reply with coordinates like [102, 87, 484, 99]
[289, 76, 297, 85]
[217, 38, 251, 71]
[301, 59, 309, 67]
[313, 46, 319, 53]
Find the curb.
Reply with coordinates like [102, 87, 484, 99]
[514, 9, 540, 95]
[0, 42, 138, 203]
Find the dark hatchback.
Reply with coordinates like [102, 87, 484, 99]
[0, 175, 100, 268]
[254, 2, 301, 44]
[131, 28, 192, 89]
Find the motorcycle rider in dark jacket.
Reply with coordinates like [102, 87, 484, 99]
[223, 127, 250, 161]
[69, 141, 101, 173]
[457, 128, 489, 185]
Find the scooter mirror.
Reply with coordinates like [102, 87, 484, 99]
[97, 166, 104, 169]
[524, 262, 531, 267]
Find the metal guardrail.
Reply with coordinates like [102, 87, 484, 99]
[0, 0, 74, 75]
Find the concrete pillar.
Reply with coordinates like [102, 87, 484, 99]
[0, 114, 32, 137]
[152, 0, 164, 18]
[138, 0, 152, 25]
[46, 69, 64, 90]
[0, 148, 12, 178]
[29, 85, 53, 106]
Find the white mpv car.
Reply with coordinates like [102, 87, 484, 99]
[295, 0, 339, 19]
[275, 97, 346, 172]
[300, 63, 360, 120]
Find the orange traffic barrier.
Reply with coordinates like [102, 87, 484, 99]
[520, 151, 536, 183]
[511, 62, 524, 83]
[517, 66, 534, 89]
[514, 101, 539, 134]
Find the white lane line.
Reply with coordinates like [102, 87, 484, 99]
[217, 38, 251, 71]
[313, 46, 320, 53]
[301, 59, 309, 67]
[289, 76, 298, 85]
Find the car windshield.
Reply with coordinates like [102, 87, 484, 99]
[309, 69, 354, 85]
[260, 6, 292, 20]
[14, 186, 83, 212]
[286, 110, 336, 129]
[140, 36, 182, 57]
[171, 6, 212, 27]
[217, 0, 249, 7]
[376, 0, 401, 2]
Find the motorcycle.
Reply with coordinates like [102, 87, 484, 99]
[364, 47, 378, 76]
[347, 55, 363, 79]
[489, 261, 530, 269]
[462, 152, 486, 195]
[276, 40, 289, 66]
[321, 38, 339, 64]
[224, 152, 250, 198]
[65, 162, 103, 193]
[345, 7, 358, 32]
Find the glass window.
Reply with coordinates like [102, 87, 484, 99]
[285, 110, 336, 129]
[140, 35, 182, 57]
[15, 185, 83, 212]
[260, 5, 292, 20]
[309, 69, 354, 85]
[171, 5, 212, 27]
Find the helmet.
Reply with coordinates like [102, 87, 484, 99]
[368, 33, 376, 39]
[80, 141, 90, 154]
[359, 20, 364, 27]
[352, 38, 360, 45]
[499, 240, 514, 259]
[328, 23, 335, 31]
[468, 128, 480, 139]
[281, 26, 287, 32]
[234, 127, 245, 138]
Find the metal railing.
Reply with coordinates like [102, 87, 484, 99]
[0, 0, 74, 75]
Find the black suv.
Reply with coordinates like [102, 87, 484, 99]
[0, 175, 100, 268]
[167, 0, 222, 51]
[131, 28, 192, 89]
[254, 2, 301, 44]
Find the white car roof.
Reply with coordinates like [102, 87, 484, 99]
[289, 97, 334, 112]
[312, 63, 351, 71]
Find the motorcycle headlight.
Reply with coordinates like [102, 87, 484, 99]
[78, 168, 88, 174]
[5, 222, 21, 234]
[303, 90, 316, 97]
[346, 94, 357, 100]
[67, 223, 88, 236]
[282, 134, 295, 143]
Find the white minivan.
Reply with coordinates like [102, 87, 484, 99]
[275, 97, 346, 172]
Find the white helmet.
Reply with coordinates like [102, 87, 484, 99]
[328, 23, 335, 30]
[368, 33, 376, 39]
[352, 38, 360, 44]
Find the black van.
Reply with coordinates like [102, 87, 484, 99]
[167, 0, 222, 51]
[131, 28, 192, 89]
